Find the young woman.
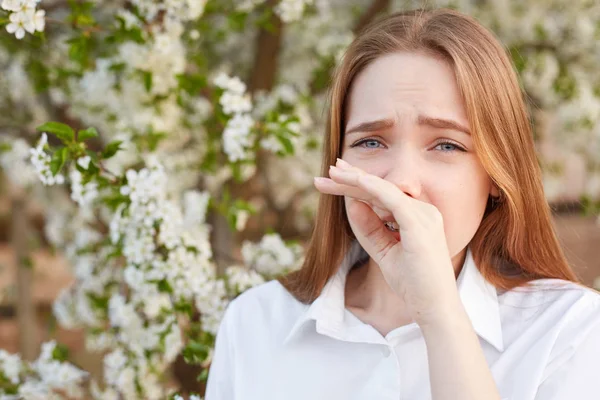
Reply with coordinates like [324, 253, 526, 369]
[205, 8, 600, 400]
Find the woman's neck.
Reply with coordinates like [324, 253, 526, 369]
[344, 248, 467, 316]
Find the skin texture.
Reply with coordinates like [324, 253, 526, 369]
[313, 51, 502, 399]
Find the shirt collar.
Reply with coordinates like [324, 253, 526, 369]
[283, 240, 504, 352]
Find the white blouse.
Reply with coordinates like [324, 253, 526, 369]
[205, 240, 600, 400]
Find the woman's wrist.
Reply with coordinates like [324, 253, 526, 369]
[415, 294, 469, 334]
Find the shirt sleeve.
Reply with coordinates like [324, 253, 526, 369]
[534, 296, 600, 400]
[204, 299, 237, 400]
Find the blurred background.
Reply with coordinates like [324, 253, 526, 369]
[0, 0, 599, 398]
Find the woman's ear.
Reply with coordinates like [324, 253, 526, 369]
[490, 183, 500, 198]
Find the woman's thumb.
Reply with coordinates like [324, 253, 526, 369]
[346, 199, 395, 263]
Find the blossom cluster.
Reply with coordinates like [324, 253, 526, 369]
[235, 0, 315, 22]
[276, 0, 315, 22]
[130, 0, 208, 22]
[214, 72, 256, 162]
[0, 137, 39, 187]
[241, 233, 304, 276]
[28, 133, 65, 186]
[1, 0, 45, 40]
[0, 341, 88, 399]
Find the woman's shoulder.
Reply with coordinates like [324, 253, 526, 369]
[498, 278, 600, 347]
[223, 279, 307, 332]
[499, 278, 600, 314]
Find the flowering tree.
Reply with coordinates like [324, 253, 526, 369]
[0, 0, 599, 398]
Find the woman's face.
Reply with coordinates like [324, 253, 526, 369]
[341, 51, 498, 259]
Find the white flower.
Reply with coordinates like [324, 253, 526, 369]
[220, 91, 252, 115]
[85, 332, 116, 352]
[235, 209, 250, 231]
[163, 324, 183, 363]
[53, 288, 80, 329]
[0, 349, 22, 384]
[0, 138, 39, 188]
[34, 360, 87, 398]
[6, 10, 31, 39]
[275, 0, 314, 23]
[236, 0, 267, 12]
[241, 233, 302, 275]
[69, 168, 99, 207]
[31, 8, 44, 32]
[225, 265, 265, 295]
[38, 340, 56, 363]
[183, 190, 210, 225]
[103, 348, 127, 386]
[143, 292, 172, 318]
[260, 135, 284, 153]
[18, 379, 49, 400]
[77, 155, 91, 170]
[223, 113, 255, 162]
[1, 0, 22, 12]
[29, 133, 66, 186]
[115, 366, 137, 398]
[213, 72, 246, 94]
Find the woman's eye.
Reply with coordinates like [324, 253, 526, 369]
[351, 138, 383, 149]
[434, 141, 466, 153]
[350, 138, 466, 153]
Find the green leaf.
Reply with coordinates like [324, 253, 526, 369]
[174, 300, 193, 316]
[197, 369, 209, 382]
[102, 140, 123, 159]
[67, 35, 91, 68]
[276, 134, 295, 155]
[231, 162, 242, 183]
[37, 122, 75, 143]
[228, 12, 248, 31]
[50, 147, 68, 176]
[177, 73, 207, 95]
[77, 127, 98, 141]
[182, 340, 211, 364]
[157, 279, 173, 294]
[0, 142, 12, 153]
[27, 59, 51, 93]
[101, 192, 129, 211]
[146, 131, 167, 151]
[256, 8, 276, 33]
[142, 70, 153, 92]
[52, 343, 70, 362]
[87, 293, 109, 311]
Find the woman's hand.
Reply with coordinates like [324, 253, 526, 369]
[314, 158, 462, 326]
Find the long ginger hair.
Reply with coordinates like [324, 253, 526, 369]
[278, 8, 581, 304]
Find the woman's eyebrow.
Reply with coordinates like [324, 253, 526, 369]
[418, 115, 471, 136]
[345, 115, 471, 136]
[345, 118, 395, 135]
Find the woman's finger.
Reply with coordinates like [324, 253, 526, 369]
[356, 173, 417, 231]
[327, 164, 417, 231]
[314, 173, 390, 214]
[313, 176, 371, 200]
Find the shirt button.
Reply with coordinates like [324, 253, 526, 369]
[382, 346, 391, 357]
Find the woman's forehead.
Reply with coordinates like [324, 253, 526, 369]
[345, 52, 468, 130]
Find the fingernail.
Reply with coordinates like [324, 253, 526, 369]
[314, 177, 328, 184]
[336, 158, 351, 169]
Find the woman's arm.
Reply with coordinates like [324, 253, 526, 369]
[420, 296, 501, 400]
[317, 161, 502, 398]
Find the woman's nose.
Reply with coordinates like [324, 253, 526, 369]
[382, 158, 422, 200]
